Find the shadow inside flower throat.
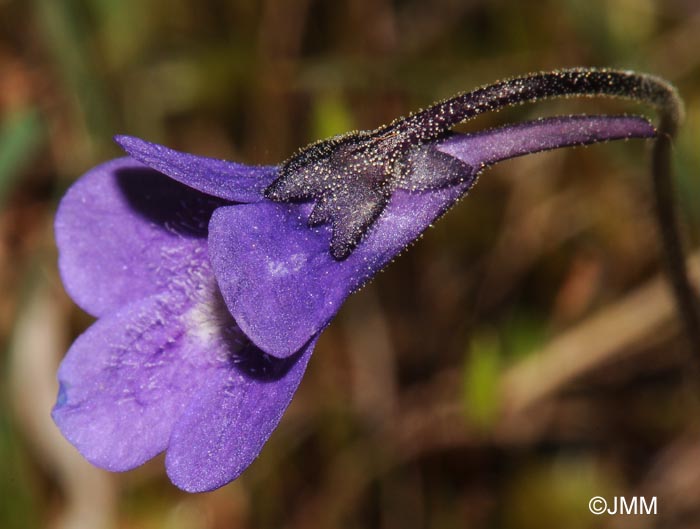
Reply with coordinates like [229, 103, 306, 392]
[115, 166, 303, 382]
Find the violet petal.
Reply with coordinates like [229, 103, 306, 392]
[209, 183, 467, 357]
[209, 115, 655, 357]
[56, 158, 226, 317]
[51, 290, 228, 471]
[115, 135, 278, 203]
[165, 339, 315, 492]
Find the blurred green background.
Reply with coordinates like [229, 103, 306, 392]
[2, 0, 700, 528]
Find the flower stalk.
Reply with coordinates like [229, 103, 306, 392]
[270, 67, 699, 355]
[440, 68, 698, 358]
[439, 68, 699, 358]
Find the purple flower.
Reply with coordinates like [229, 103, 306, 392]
[53, 160, 315, 491]
[117, 116, 656, 360]
[53, 69, 668, 492]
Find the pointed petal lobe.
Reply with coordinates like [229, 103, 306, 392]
[115, 135, 278, 203]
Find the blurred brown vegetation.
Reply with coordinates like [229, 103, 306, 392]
[2, 0, 700, 528]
